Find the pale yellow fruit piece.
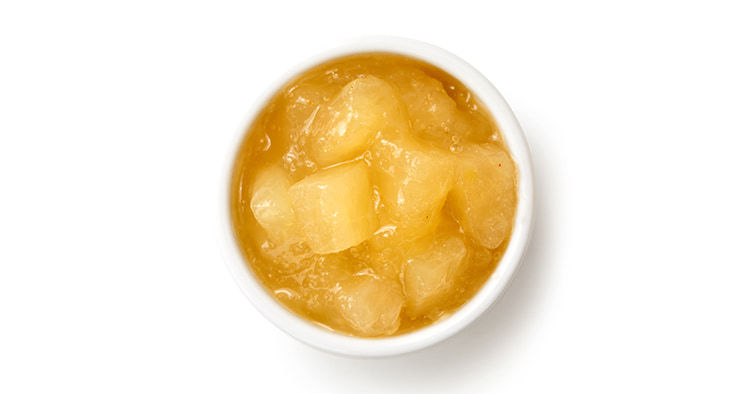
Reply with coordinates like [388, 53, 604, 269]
[250, 165, 297, 244]
[359, 211, 459, 283]
[348, 234, 406, 282]
[282, 75, 340, 139]
[404, 234, 468, 316]
[298, 252, 363, 318]
[386, 69, 492, 147]
[448, 144, 517, 249]
[371, 135, 455, 241]
[279, 75, 341, 178]
[288, 161, 377, 254]
[308, 75, 408, 166]
[335, 274, 404, 336]
[365, 243, 405, 282]
[301, 254, 358, 290]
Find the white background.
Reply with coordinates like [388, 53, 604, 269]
[1, 0, 748, 392]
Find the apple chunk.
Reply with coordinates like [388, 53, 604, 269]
[386, 69, 493, 147]
[371, 135, 455, 241]
[288, 161, 377, 254]
[448, 144, 517, 249]
[335, 274, 404, 336]
[404, 235, 467, 316]
[308, 75, 409, 166]
[250, 165, 297, 244]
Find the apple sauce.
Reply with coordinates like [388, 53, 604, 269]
[230, 53, 517, 337]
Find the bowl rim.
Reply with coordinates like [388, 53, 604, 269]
[220, 36, 534, 357]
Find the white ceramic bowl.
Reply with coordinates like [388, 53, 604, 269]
[221, 37, 534, 357]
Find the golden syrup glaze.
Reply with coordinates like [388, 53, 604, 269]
[231, 53, 517, 337]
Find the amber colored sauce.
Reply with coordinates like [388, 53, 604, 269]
[231, 53, 517, 337]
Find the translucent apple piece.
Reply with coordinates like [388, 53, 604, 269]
[308, 75, 409, 166]
[404, 234, 467, 316]
[357, 210, 459, 283]
[288, 161, 377, 254]
[282, 72, 343, 140]
[301, 253, 360, 291]
[298, 252, 363, 318]
[370, 135, 455, 241]
[348, 233, 407, 282]
[385, 69, 493, 147]
[250, 165, 297, 244]
[448, 143, 517, 249]
[335, 274, 404, 336]
[279, 74, 343, 179]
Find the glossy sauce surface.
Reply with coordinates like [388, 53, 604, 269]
[231, 53, 517, 337]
